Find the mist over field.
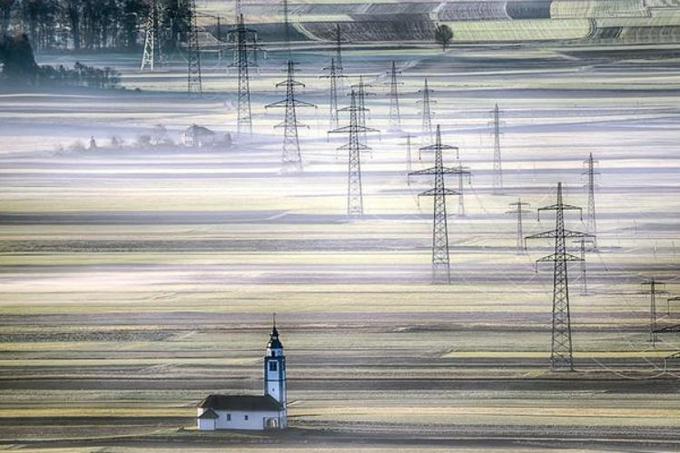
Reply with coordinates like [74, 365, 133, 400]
[2, 0, 680, 450]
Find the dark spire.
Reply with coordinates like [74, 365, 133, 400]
[268, 313, 283, 349]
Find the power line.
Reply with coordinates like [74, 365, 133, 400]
[349, 76, 375, 151]
[409, 125, 467, 284]
[453, 151, 471, 217]
[402, 133, 413, 178]
[417, 78, 435, 153]
[507, 199, 531, 254]
[266, 61, 316, 172]
[140, 0, 162, 71]
[186, 0, 203, 95]
[386, 61, 402, 132]
[583, 152, 599, 249]
[284, 0, 291, 54]
[668, 296, 680, 319]
[491, 104, 503, 194]
[334, 24, 344, 77]
[573, 238, 595, 296]
[526, 182, 591, 371]
[234, 0, 243, 22]
[642, 279, 668, 347]
[227, 14, 257, 137]
[329, 90, 378, 216]
[320, 58, 345, 131]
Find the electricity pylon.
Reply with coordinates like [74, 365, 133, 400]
[453, 152, 471, 217]
[230, 0, 242, 67]
[282, 0, 292, 57]
[234, 0, 243, 22]
[329, 91, 378, 216]
[583, 153, 599, 248]
[409, 125, 467, 284]
[320, 58, 345, 130]
[507, 199, 531, 254]
[266, 61, 316, 172]
[187, 0, 202, 95]
[402, 134, 413, 177]
[573, 238, 594, 296]
[642, 279, 668, 346]
[227, 15, 257, 137]
[526, 182, 591, 371]
[334, 24, 344, 75]
[334, 24, 345, 90]
[417, 78, 435, 151]
[141, 0, 162, 71]
[491, 104, 503, 194]
[386, 61, 402, 131]
[350, 76, 375, 149]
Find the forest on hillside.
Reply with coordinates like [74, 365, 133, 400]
[0, 0, 192, 51]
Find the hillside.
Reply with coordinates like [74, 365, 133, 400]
[197, 0, 680, 44]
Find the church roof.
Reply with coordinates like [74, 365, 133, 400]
[197, 408, 219, 419]
[198, 394, 283, 412]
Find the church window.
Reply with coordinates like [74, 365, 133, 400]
[269, 361, 278, 372]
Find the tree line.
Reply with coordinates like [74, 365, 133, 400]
[1, 33, 120, 87]
[0, 0, 191, 52]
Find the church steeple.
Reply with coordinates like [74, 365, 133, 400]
[267, 313, 283, 352]
[264, 314, 287, 411]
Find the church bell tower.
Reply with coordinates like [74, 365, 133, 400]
[264, 315, 287, 409]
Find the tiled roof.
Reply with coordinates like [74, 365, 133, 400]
[198, 394, 283, 412]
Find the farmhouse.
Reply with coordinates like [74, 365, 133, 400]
[182, 124, 217, 148]
[196, 321, 288, 431]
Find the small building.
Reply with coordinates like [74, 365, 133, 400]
[196, 320, 288, 431]
[183, 124, 217, 148]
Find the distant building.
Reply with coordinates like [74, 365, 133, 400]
[183, 124, 217, 148]
[196, 320, 288, 431]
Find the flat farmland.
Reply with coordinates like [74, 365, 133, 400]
[1, 45, 680, 451]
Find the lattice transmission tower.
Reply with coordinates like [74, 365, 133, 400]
[227, 14, 257, 137]
[526, 183, 591, 371]
[453, 152, 471, 217]
[282, 0, 292, 56]
[403, 134, 413, 177]
[507, 199, 531, 254]
[329, 91, 378, 216]
[320, 58, 345, 130]
[186, 0, 203, 94]
[418, 78, 435, 151]
[584, 153, 599, 249]
[573, 238, 595, 296]
[386, 61, 402, 131]
[266, 61, 316, 172]
[141, 0, 163, 71]
[334, 25, 344, 76]
[350, 76, 375, 149]
[491, 104, 503, 194]
[642, 279, 668, 346]
[409, 125, 467, 284]
[234, 0, 243, 22]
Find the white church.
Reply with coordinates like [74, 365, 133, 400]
[196, 319, 288, 431]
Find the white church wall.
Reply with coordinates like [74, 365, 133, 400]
[213, 409, 283, 430]
[197, 418, 215, 431]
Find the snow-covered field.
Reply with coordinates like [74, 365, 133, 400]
[1, 45, 680, 450]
